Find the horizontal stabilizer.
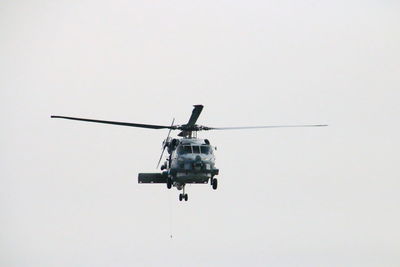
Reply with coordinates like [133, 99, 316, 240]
[138, 173, 167, 184]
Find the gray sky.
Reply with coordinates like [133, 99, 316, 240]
[1, 1, 400, 266]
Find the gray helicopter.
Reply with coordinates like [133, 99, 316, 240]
[51, 105, 327, 201]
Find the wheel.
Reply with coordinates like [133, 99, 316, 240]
[184, 194, 188, 201]
[167, 177, 172, 189]
[212, 178, 218, 190]
[179, 194, 183, 201]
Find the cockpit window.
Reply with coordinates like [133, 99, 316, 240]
[200, 145, 211, 154]
[192, 146, 200, 154]
[177, 145, 212, 154]
[177, 145, 192, 154]
[183, 145, 192, 154]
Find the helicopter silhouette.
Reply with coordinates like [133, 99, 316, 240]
[51, 105, 327, 201]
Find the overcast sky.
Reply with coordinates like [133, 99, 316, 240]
[1, 1, 400, 266]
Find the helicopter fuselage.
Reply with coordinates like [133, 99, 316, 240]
[165, 137, 218, 187]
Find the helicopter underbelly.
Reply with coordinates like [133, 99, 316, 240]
[175, 172, 211, 183]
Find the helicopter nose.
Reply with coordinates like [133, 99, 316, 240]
[194, 161, 202, 168]
[193, 155, 203, 168]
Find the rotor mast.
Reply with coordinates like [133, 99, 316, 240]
[177, 105, 203, 138]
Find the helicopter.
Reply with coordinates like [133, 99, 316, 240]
[51, 105, 327, 201]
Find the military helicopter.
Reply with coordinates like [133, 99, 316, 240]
[51, 105, 327, 201]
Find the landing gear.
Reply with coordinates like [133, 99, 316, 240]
[179, 184, 188, 201]
[211, 178, 218, 190]
[179, 193, 188, 201]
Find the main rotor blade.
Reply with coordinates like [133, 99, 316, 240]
[206, 124, 328, 130]
[177, 105, 203, 137]
[157, 118, 175, 169]
[156, 147, 166, 169]
[51, 116, 176, 130]
[186, 105, 203, 127]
